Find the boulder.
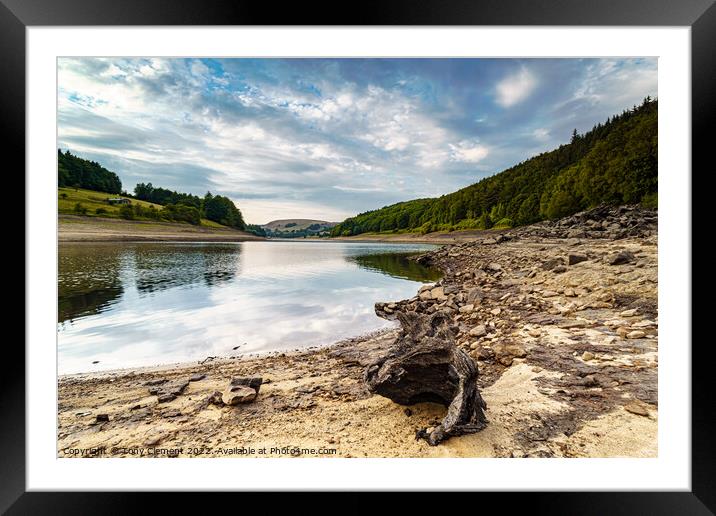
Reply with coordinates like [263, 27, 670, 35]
[608, 250, 636, 265]
[222, 385, 258, 405]
[567, 253, 588, 265]
[541, 258, 564, 271]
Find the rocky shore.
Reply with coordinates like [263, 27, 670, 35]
[58, 205, 658, 458]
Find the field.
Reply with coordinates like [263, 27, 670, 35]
[59, 187, 225, 228]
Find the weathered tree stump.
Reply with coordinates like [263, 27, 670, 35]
[364, 310, 487, 445]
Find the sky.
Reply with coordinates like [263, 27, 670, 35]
[58, 58, 657, 224]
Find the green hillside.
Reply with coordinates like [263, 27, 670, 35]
[58, 151, 248, 230]
[331, 98, 657, 237]
[58, 187, 227, 228]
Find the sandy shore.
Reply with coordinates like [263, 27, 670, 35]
[59, 215, 264, 242]
[58, 206, 658, 458]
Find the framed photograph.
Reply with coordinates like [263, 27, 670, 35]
[7, 0, 711, 510]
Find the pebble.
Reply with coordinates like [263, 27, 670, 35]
[581, 351, 595, 361]
[626, 330, 646, 339]
[620, 308, 638, 317]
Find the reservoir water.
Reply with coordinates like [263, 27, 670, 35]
[58, 241, 440, 374]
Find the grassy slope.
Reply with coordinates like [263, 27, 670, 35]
[58, 187, 224, 229]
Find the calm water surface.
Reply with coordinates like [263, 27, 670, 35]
[58, 241, 440, 374]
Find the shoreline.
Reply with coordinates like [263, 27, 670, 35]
[59, 213, 506, 244]
[59, 214, 264, 242]
[329, 228, 509, 245]
[57, 206, 658, 458]
[58, 327, 398, 379]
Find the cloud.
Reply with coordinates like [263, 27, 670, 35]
[449, 140, 489, 163]
[495, 66, 537, 108]
[532, 128, 550, 141]
[58, 57, 657, 224]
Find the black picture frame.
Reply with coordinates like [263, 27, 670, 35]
[5, 0, 711, 511]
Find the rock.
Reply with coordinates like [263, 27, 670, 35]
[608, 250, 636, 265]
[568, 253, 588, 265]
[466, 288, 483, 304]
[459, 304, 475, 314]
[581, 351, 595, 361]
[626, 330, 646, 339]
[541, 258, 564, 271]
[404, 408, 413, 417]
[490, 307, 502, 316]
[527, 329, 541, 338]
[430, 287, 447, 302]
[208, 390, 224, 405]
[364, 311, 487, 446]
[620, 308, 638, 317]
[149, 380, 189, 398]
[189, 374, 206, 382]
[222, 385, 257, 405]
[492, 342, 526, 365]
[624, 401, 650, 417]
[542, 290, 559, 298]
[616, 327, 630, 337]
[564, 288, 577, 297]
[229, 376, 263, 393]
[157, 394, 176, 403]
[95, 414, 109, 422]
[419, 291, 432, 301]
[469, 325, 487, 337]
[552, 265, 567, 274]
[469, 342, 480, 350]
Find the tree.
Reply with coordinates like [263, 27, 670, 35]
[58, 149, 122, 194]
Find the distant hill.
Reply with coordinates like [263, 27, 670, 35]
[260, 219, 338, 238]
[331, 98, 657, 237]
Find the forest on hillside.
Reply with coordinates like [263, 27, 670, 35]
[331, 98, 657, 237]
[133, 183, 246, 230]
[58, 150, 122, 194]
